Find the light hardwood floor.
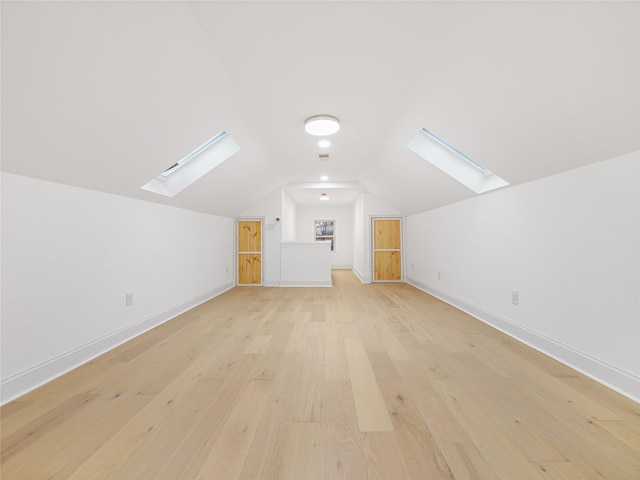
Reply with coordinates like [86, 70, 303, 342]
[2, 270, 638, 479]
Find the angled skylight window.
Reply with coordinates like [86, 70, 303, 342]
[141, 130, 239, 197]
[407, 128, 509, 194]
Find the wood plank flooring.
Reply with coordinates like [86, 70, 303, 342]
[2, 270, 638, 479]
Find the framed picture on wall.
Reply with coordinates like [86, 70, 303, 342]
[314, 220, 335, 253]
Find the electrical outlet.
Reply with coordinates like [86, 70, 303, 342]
[411, 263, 414, 271]
[511, 290, 519, 305]
[437, 270, 441, 280]
[126, 291, 134, 306]
[225, 266, 229, 274]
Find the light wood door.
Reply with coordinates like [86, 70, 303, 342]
[237, 220, 262, 285]
[373, 218, 402, 282]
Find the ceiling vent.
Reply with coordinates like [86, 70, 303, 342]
[317, 153, 331, 161]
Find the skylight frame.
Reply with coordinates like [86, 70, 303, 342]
[141, 130, 239, 198]
[419, 128, 492, 176]
[407, 128, 509, 194]
[160, 130, 228, 178]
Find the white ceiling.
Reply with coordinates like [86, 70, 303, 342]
[2, 1, 638, 216]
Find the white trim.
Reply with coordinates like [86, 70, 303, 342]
[407, 277, 640, 403]
[0, 283, 234, 405]
[279, 280, 333, 287]
[352, 267, 368, 283]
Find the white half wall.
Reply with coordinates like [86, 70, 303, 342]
[405, 152, 640, 401]
[1, 173, 234, 404]
[280, 242, 332, 286]
[296, 204, 354, 269]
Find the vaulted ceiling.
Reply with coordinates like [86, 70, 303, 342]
[2, 1, 638, 217]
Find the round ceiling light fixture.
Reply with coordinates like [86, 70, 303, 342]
[318, 139, 331, 148]
[304, 115, 340, 136]
[320, 175, 329, 181]
[319, 193, 330, 201]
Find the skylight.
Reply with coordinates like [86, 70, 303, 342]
[141, 131, 239, 197]
[407, 128, 509, 194]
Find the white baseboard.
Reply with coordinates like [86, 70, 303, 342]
[407, 277, 640, 403]
[352, 267, 369, 283]
[0, 282, 234, 405]
[279, 281, 332, 287]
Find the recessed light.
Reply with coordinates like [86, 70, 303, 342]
[320, 175, 329, 181]
[304, 115, 340, 136]
[318, 140, 330, 148]
[319, 193, 330, 201]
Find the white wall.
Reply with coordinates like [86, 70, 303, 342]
[240, 188, 283, 286]
[406, 151, 640, 401]
[281, 190, 297, 241]
[352, 193, 366, 281]
[295, 204, 353, 269]
[1, 173, 234, 404]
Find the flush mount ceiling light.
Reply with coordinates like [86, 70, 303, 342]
[318, 139, 331, 148]
[320, 175, 329, 181]
[319, 193, 330, 201]
[304, 115, 340, 136]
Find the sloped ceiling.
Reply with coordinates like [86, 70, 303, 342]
[2, 1, 638, 217]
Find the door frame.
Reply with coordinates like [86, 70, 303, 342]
[235, 217, 265, 286]
[371, 216, 404, 283]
